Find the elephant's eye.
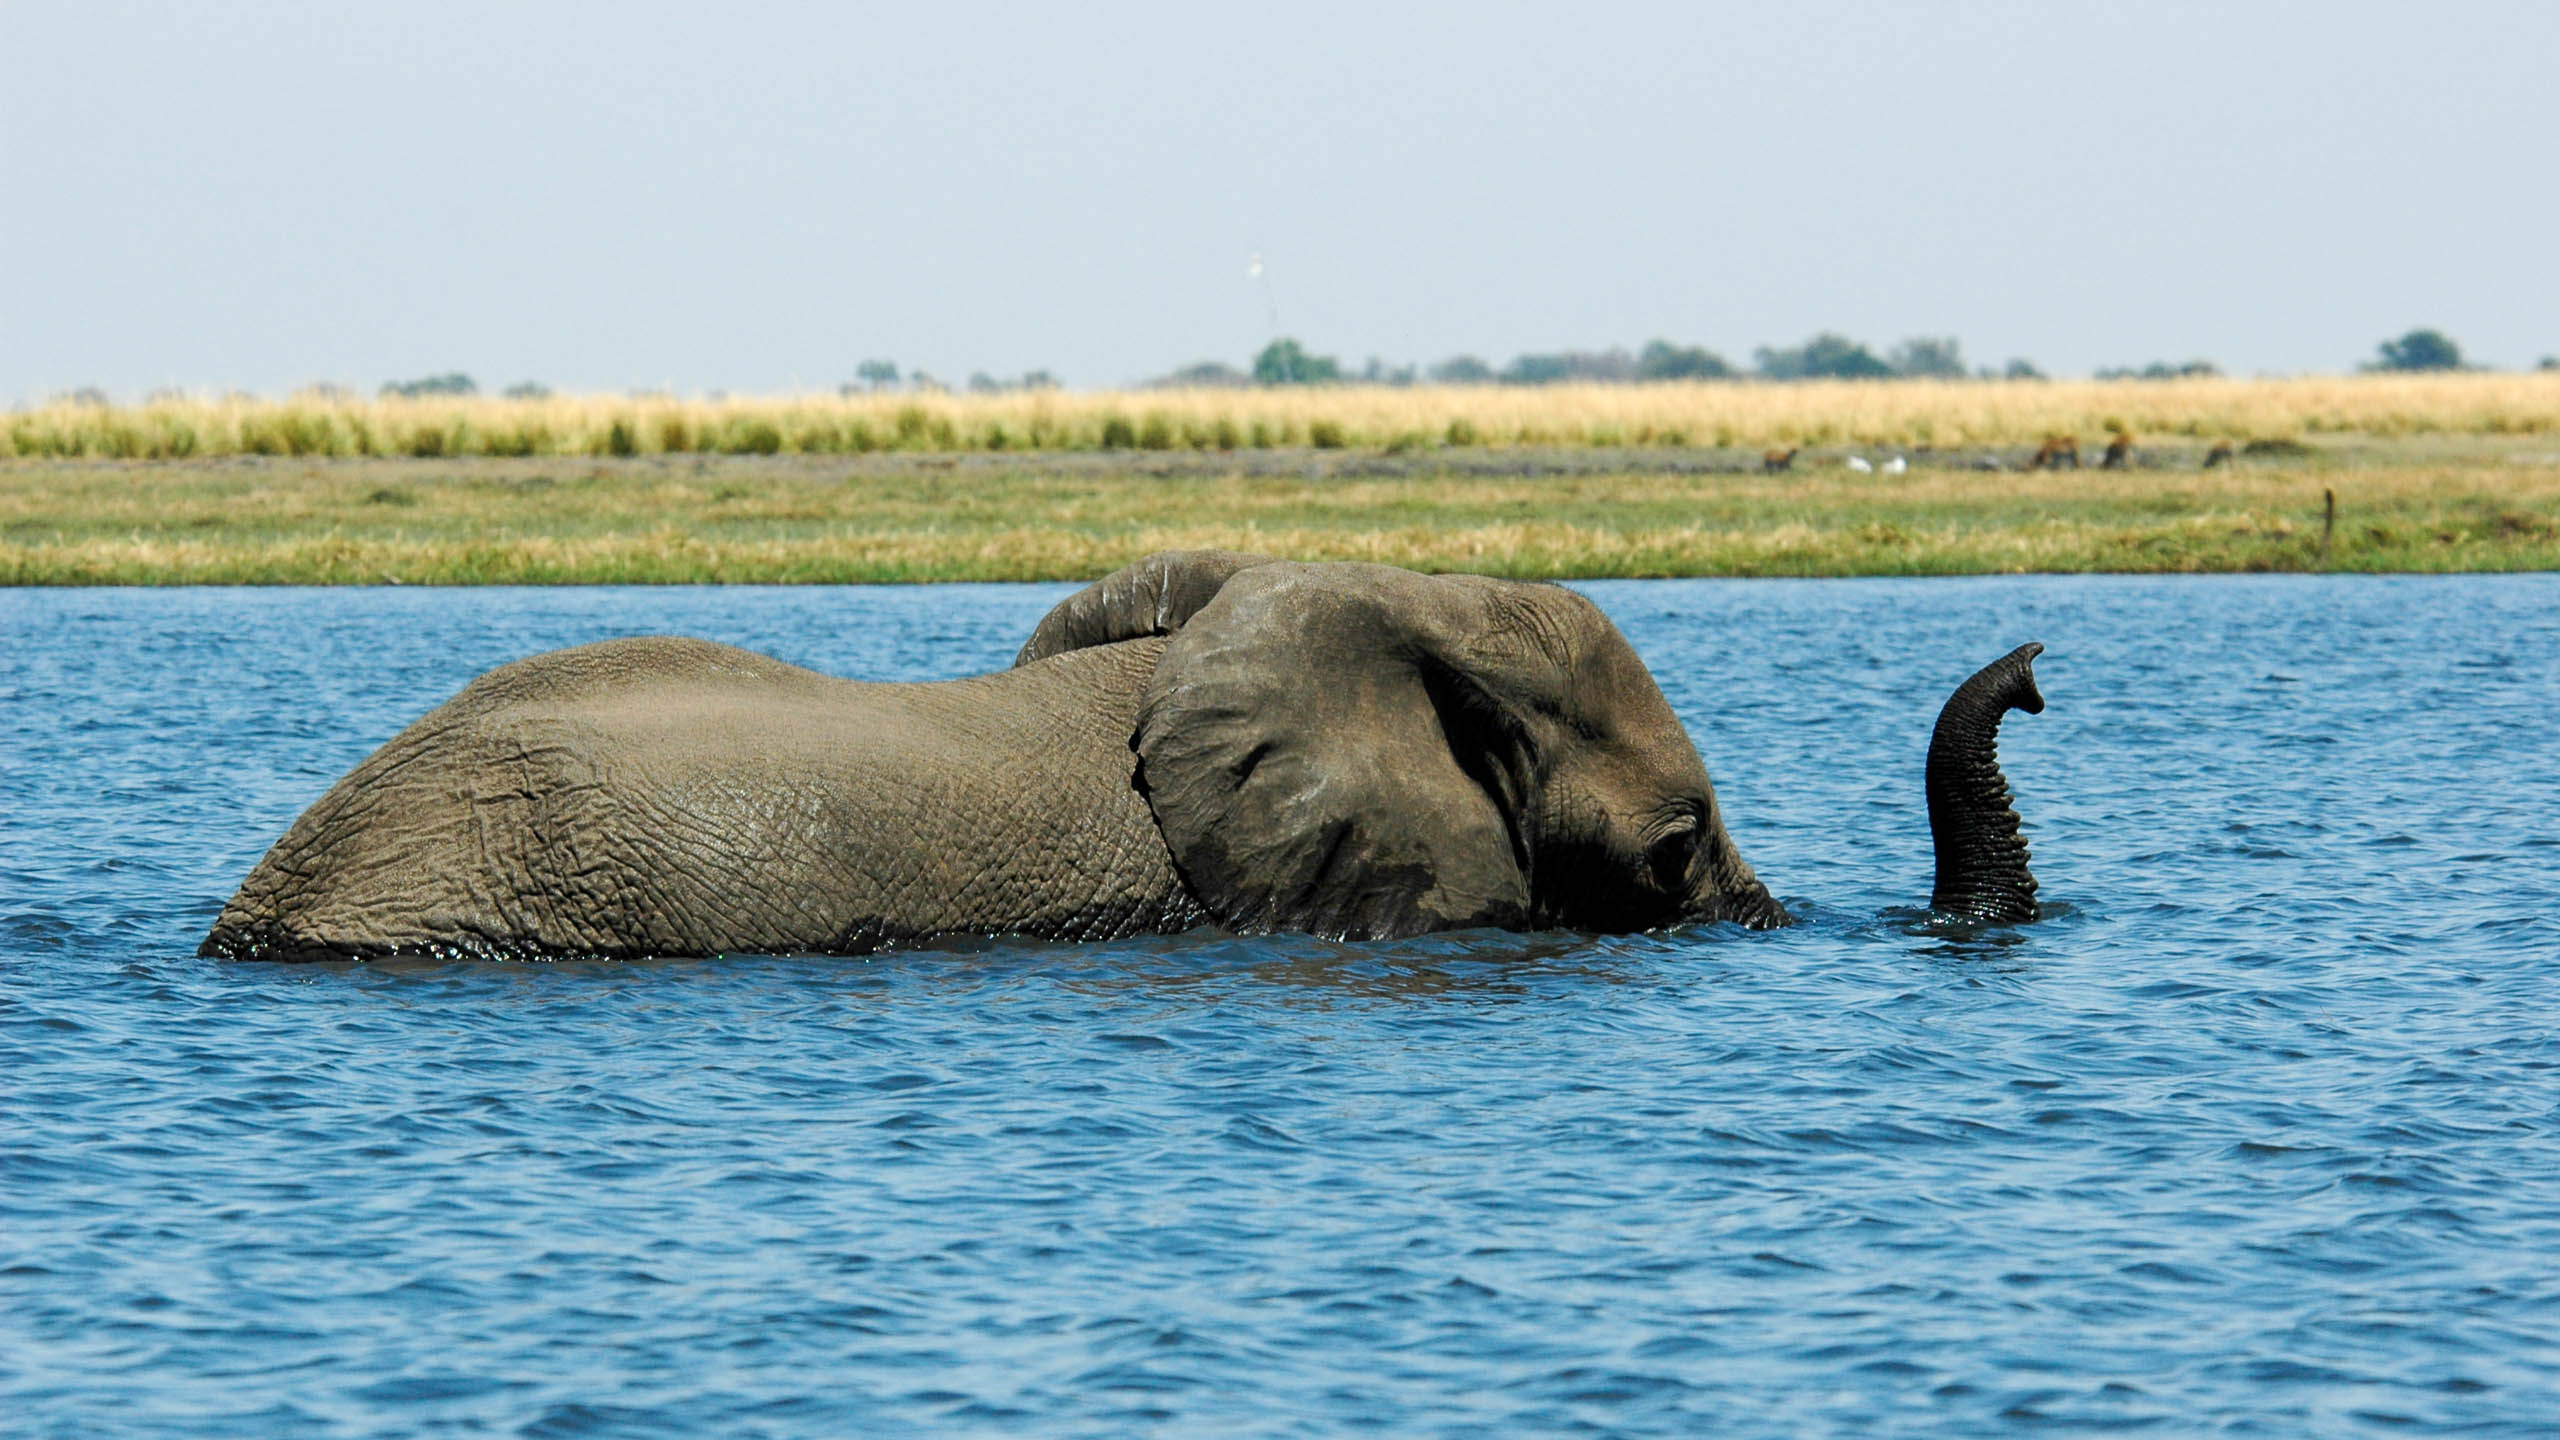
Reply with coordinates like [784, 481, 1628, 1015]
[1649, 826, 1700, 889]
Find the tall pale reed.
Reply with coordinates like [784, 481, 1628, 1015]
[9, 374, 2559, 461]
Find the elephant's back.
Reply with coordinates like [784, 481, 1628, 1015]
[439, 635, 839, 715]
[204, 636, 1200, 960]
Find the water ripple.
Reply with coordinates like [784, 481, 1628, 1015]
[6, 576, 2560, 1434]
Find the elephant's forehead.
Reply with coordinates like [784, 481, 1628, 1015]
[1555, 628, 1681, 727]
[1586, 722, 1710, 788]
[1546, 670, 1711, 800]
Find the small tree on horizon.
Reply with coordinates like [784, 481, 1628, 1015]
[380, 372, 476, 398]
[2096, 359, 2221, 381]
[855, 358, 900, 391]
[1253, 338, 1340, 386]
[1755, 334, 1892, 381]
[1500, 349, 1634, 385]
[1888, 337, 1967, 379]
[1153, 360, 1253, 388]
[1635, 339, 1733, 381]
[2369, 328, 2464, 372]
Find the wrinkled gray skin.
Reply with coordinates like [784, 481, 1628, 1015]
[204, 551, 1819, 962]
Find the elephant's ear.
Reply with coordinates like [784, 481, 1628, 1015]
[1015, 549, 1280, 666]
[1135, 563, 1539, 939]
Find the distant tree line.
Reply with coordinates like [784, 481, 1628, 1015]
[1210, 333, 2042, 387]
[837, 360, 1059, 396]
[380, 372, 477, 398]
[378, 373, 552, 399]
[80, 327, 2525, 410]
[1168, 326, 2520, 387]
[2094, 360, 2221, 381]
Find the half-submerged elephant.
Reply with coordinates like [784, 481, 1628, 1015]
[202, 551, 2046, 962]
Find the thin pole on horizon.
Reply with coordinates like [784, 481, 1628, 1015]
[1249, 253, 1280, 339]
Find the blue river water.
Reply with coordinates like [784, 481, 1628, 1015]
[5, 575, 2558, 1436]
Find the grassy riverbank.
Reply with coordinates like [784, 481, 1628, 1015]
[7, 440, 2556, 584]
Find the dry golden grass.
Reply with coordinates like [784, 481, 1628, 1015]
[11, 372, 2560, 463]
[6, 447, 2554, 583]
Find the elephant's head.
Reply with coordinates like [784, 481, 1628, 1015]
[1023, 553, 1786, 939]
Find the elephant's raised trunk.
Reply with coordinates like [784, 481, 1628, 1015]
[1926, 643, 2046, 922]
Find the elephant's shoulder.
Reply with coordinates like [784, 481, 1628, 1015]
[441, 636, 832, 716]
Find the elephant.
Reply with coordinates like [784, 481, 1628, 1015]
[201, 550, 2046, 963]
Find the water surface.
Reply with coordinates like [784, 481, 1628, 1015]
[6, 576, 2558, 1435]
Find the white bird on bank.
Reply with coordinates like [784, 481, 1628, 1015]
[1882, 455, 1908, 475]
[1845, 455, 1874, 473]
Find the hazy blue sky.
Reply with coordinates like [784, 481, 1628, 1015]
[6, 0, 2556, 401]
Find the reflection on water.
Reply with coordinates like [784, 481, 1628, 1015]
[1875, 900, 2082, 958]
[1056, 928, 1655, 1003]
[6, 575, 2560, 1436]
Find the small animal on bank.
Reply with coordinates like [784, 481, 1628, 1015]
[1845, 455, 1874, 473]
[2203, 440, 2235, 468]
[2101, 431, 2132, 469]
[1881, 455, 1908, 476]
[1762, 446, 1799, 473]
[2026, 435, 2081, 470]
